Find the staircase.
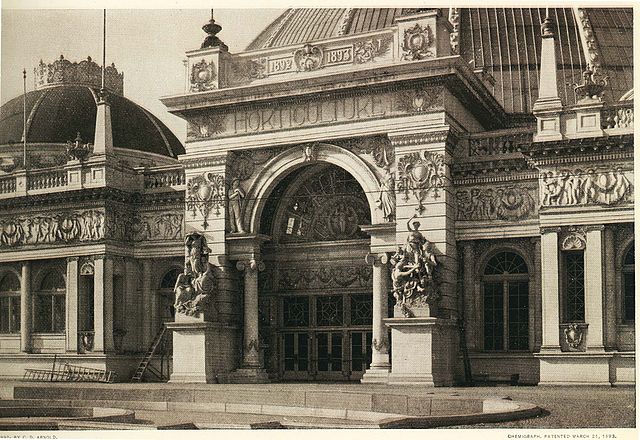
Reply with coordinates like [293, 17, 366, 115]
[130, 326, 167, 382]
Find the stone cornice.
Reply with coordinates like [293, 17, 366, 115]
[179, 155, 227, 169]
[162, 56, 508, 131]
[452, 158, 536, 185]
[520, 134, 633, 163]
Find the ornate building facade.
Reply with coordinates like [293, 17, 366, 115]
[0, 8, 634, 386]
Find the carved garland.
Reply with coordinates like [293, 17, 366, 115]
[397, 151, 447, 213]
[540, 166, 633, 207]
[456, 185, 537, 221]
[186, 173, 225, 229]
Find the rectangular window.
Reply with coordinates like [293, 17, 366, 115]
[564, 251, 585, 322]
[508, 281, 529, 350]
[483, 282, 504, 350]
[316, 296, 343, 326]
[624, 272, 635, 322]
[0, 297, 19, 333]
[34, 294, 65, 333]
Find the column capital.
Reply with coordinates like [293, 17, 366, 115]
[365, 252, 390, 266]
[540, 226, 561, 235]
[66, 256, 79, 263]
[236, 259, 265, 272]
[584, 224, 605, 232]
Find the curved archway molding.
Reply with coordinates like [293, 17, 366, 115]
[243, 142, 384, 234]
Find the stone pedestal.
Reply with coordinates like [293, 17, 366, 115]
[385, 317, 457, 386]
[166, 315, 224, 383]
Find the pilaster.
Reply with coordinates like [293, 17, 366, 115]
[603, 227, 616, 350]
[540, 228, 561, 351]
[461, 241, 476, 350]
[141, 259, 153, 350]
[65, 257, 79, 353]
[584, 226, 605, 351]
[20, 261, 31, 353]
[93, 255, 114, 353]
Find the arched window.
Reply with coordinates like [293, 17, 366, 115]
[0, 272, 20, 334]
[273, 165, 371, 243]
[34, 269, 65, 333]
[483, 251, 529, 351]
[622, 243, 634, 322]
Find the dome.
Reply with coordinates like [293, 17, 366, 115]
[1, 80, 184, 159]
[246, 8, 633, 114]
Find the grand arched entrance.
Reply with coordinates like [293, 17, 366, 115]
[258, 163, 374, 381]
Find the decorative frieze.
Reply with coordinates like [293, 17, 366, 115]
[397, 151, 447, 213]
[130, 212, 183, 241]
[0, 209, 105, 248]
[540, 166, 632, 207]
[276, 265, 372, 291]
[186, 173, 225, 229]
[186, 86, 442, 140]
[456, 184, 537, 221]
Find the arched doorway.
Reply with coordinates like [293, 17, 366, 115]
[259, 163, 374, 381]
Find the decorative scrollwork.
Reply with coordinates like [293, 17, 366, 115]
[186, 173, 225, 229]
[190, 59, 217, 92]
[294, 44, 324, 72]
[401, 23, 435, 61]
[397, 151, 447, 213]
[456, 185, 536, 221]
[353, 37, 392, 64]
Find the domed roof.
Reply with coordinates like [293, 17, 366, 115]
[246, 8, 633, 114]
[0, 85, 184, 158]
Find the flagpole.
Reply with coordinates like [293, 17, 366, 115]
[22, 68, 27, 170]
[102, 9, 106, 91]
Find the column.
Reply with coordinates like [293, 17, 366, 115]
[20, 261, 31, 353]
[533, 238, 542, 351]
[141, 259, 153, 350]
[236, 259, 264, 368]
[66, 257, 79, 352]
[93, 256, 114, 353]
[603, 227, 616, 350]
[585, 226, 605, 351]
[540, 229, 560, 350]
[366, 253, 390, 370]
[461, 242, 476, 350]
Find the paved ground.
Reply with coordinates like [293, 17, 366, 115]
[121, 384, 636, 429]
[1, 381, 635, 429]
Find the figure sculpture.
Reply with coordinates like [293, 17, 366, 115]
[174, 232, 216, 317]
[228, 179, 246, 233]
[390, 215, 440, 316]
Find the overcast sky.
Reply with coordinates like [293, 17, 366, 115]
[1, 8, 285, 140]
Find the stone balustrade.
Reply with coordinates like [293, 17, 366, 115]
[467, 130, 534, 157]
[26, 169, 68, 191]
[0, 176, 16, 194]
[602, 103, 633, 130]
[143, 167, 186, 189]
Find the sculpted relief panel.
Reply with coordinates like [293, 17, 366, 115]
[0, 209, 105, 248]
[456, 184, 537, 221]
[540, 166, 632, 207]
[0, 208, 183, 248]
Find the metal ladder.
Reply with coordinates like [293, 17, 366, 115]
[130, 325, 167, 382]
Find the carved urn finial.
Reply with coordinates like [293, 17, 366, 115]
[541, 14, 554, 37]
[201, 10, 228, 50]
[66, 132, 93, 161]
[573, 66, 608, 102]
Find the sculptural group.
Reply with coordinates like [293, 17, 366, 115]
[174, 232, 216, 316]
